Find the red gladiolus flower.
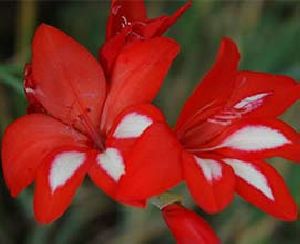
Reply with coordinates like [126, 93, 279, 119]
[1, 24, 183, 223]
[100, 0, 191, 78]
[162, 204, 220, 244]
[175, 37, 300, 221]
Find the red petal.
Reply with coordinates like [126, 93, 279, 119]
[106, 0, 147, 40]
[106, 0, 190, 40]
[34, 147, 91, 223]
[31, 24, 106, 141]
[138, 1, 191, 39]
[101, 37, 179, 131]
[1, 114, 88, 197]
[89, 104, 166, 205]
[176, 38, 300, 149]
[190, 73, 300, 143]
[99, 28, 128, 79]
[100, 1, 190, 78]
[205, 118, 300, 161]
[183, 152, 235, 213]
[89, 146, 146, 208]
[227, 71, 300, 118]
[88, 148, 124, 205]
[175, 38, 240, 144]
[224, 159, 298, 221]
[116, 123, 182, 204]
[162, 204, 220, 244]
[90, 104, 182, 206]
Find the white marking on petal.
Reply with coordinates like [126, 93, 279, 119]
[224, 159, 274, 200]
[97, 148, 125, 181]
[207, 117, 234, 126]
[194, 157, 222, 182]
[25, 87, 35, 94]
[207, 93, 271, 126]
[113, 113, 153, 139]
[222, 126, 290, 151]
[234, 93, 270, 109]
[49, 151, 85, 193]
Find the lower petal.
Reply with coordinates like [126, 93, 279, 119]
[89, 147, 136, 205]
[116, 123, 182, 203]
[90, 104, 183, 206]
[223, 158, 298, 221]
[34, 146, 91, 223]
[1, 114, 88, 197]
[183, 153, 235, 213]
[206, 118, 300, 161]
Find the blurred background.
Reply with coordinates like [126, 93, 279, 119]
[1, 0, 300, 243]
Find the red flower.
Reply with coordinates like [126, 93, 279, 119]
[175, 38, 300, 221]
[1, 24, 183, 223]
[100, 0, 191, 78]
[162, 204, 220, 244]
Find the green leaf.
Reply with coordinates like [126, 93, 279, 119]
[0, 66, 24, 95]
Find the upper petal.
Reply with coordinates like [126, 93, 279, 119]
[138, 1, 191, 39]
[106, 0, 147, 40]
[105, 0, 191, 40]
[101, 37, 179, 132]
[175, 38, 300, 149]
[227, 71, 300, 118]
[31, 24, 106, 139]
[175, 38, 240, 140]
[100, 1, 190, 78]
[99, 28, 129, 79]
[1, 114, 88, 197]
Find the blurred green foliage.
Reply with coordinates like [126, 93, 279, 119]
[0, 1, 300, 243]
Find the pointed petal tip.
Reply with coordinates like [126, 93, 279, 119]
[178, 1, 192, 13]
[35, 215, 56, 225]
[35, 23, 57, 35]
[219, 37, 241, 61]
[281, 202, 298, 221]
[271, 202, 298, 221]
[10, 188, 19, 198]
[33, 24, 60, 46]
[182, 1, 192, 11]
[162, 37, 181, 56]
[33, 24, 68, 45]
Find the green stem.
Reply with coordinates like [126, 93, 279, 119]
[150, 191, 183, 210]
[15, 0, 37, 64]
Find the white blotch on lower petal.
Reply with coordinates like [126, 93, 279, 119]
[224, 159, 274, 200]
[49, 151, 85, 192]
[222, 126, 290, 150]
[234, 93, 270, 110]
[194, 157, 222, 182]
[113, 113, 153, 138]
[97, 148, 125, 181]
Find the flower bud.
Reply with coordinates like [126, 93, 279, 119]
[162, 204, 220, 244]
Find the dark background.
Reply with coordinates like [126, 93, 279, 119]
[0, 1, 300, 243]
